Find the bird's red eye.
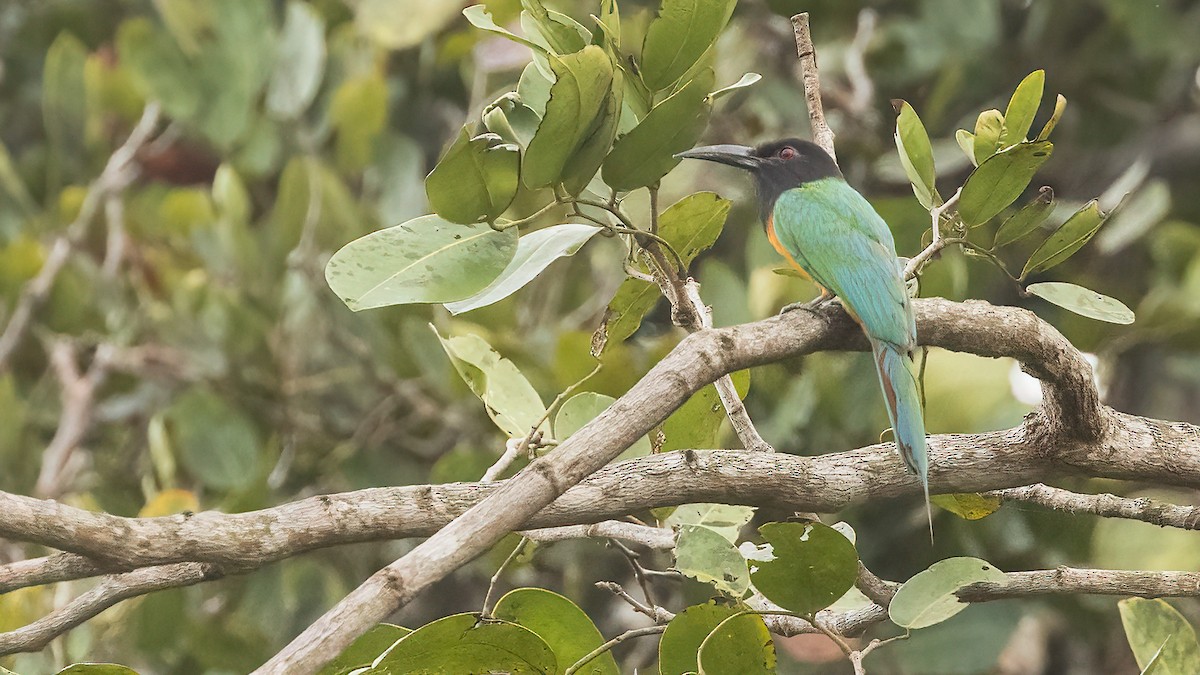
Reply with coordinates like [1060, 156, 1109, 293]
[778, 146, 796, 160]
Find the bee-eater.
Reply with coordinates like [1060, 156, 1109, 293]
[678, 138, 931, 536]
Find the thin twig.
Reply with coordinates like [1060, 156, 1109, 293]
[990, 483, 1200, 530]
[903, 190, 963, 279]
[596, 581, 674, 624]
[563, 625, 665, 675]
[608, 538, 658, 608]
[0, 103, 160, 373]
[791, 14, 836, 162]
[480, 537, 529, 618]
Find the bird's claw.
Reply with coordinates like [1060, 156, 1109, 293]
[779, 294, 839, 315]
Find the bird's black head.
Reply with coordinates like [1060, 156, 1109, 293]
[677, 138, 842, 223]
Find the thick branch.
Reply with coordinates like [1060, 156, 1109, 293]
[991, 483, 1200, 530]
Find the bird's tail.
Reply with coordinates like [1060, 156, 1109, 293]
[870, 339, 932, 541]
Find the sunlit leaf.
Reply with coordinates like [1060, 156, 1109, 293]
[664, 503, 755, 543]
[266, 1, 326, 119]
[1119, 598, 1200, 675]
[138, 489, 200, 518]
[992, 186, 1054, 247]
[640, 0, 736, 91]
[356, 0, 462, 50]
[520, 0, 591, 55]
[493, 588, 618, 675]
[893, 99, 939, 209]
[446, 224, 601, 314]
[463, 4, 545, 52]
[329, 72, 388, 173]
[660, 603, 774, 675]
[426, 128, 520, 224]
[55, 665, 140, 674]
[930, 493, 1001, 520]
[1022, 199, 1110, 277]
[369, 613, 555, 673]
[675, 524, 750, 596]
[602, 68, 714, 191]
[661, 370, 749, 453]
[1000, 70, 1045, 146]
[1036, 94, 1067, 141]
[697, 611, 775, 675]
[972, 109, 1004, 165]
[325, 215, 517, 310]
[957, 141, 1053, 227]
[889, 557, 1008, 629]
[524, 46, 614, 188]
[1097, 180, 1171, 254]
[657, 191, 731, 268]
[433, 328, 547, 438]
[749, 522, 858, 615]
[955, 129, 977, 166]
[1026, 282, 1135, 324]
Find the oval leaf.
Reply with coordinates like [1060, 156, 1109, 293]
[493, 588, 618, 675]
[893, 99, 939, 209]
[1119, 598, 1200, 675]
[1000, 70, 1044, 147]
[553, 391, 651, 459]
[972, 109, 1005, 165]
[433, 328, 547, 438]
[325, 215, 517, 311]
[993, 186, 1054, 247]
[1026, 281, 1135, 324]
[929, 493, 1001, 520]
[427, 129, 520, 224]
[957, 141, 1053, 227]
[748, 522, 858, 615]
[602, 69, 714, 191]
[661, 603, 773, 675]
[266, 2, 326, 119]
[1022, 199, 1110, 277]
[674, 524, 750, 596]
[446, 223, 601, 314]
[372, 613, 556, 673]
[165, 388, 261, 491]
[889, 557, 1008, 629]
[665, 503, 755, 543]
[318, 624, 411, 675]
[658, 191, 731, 268]
[640, 0, 736, 91]
[524, 46, 614, 188]
[698, 611, 776, 675]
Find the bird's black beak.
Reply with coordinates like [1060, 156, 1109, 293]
[675, 144, 761, 171]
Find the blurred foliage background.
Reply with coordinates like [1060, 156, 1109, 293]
[1, 0, 1199, 672]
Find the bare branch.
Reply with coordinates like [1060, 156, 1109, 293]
[992, 483, 1200, 530]
[790, 13, 836, 162]
[0, 103, 161, 372]
[959, 566, 1200, 601]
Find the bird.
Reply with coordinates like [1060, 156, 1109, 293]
[677, 138, 932, 538]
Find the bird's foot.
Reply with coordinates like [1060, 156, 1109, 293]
[779, 293, 838, 315]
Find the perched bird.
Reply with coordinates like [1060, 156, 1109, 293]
[677, 138, 932, 537]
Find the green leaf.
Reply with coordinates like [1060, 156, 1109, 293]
[266, 1, 326, 119]
[659, 191, 732, 268]
[595, 0, 620, 50]
[523, 46, 614, 188]
[957, 141, 1053, 227]
[463, 5, 545, 52]
[1026, 282, 1135, 324]
[165, 388, 261, 491]
[325, 215, 517, 310]
[433, 328, 547, 438]
[1022, 199, 1110, 277]
[749, 522, 858, 615]
[43, 33, 88, 155]
[55, 666, 140, 675]
[888, 557, 1008, 629]
[318, 624, 411, 675]
[483, 94, 542, 148]
[590, 278, 658, 356]
[640, 0, 736, 91]
[329, 72, 388, 173]
[972, 109, 1004, 165]
[993, 186, 1054, 247]
[664, 503, 755, 543]
[517, 62, 554, 118]
[1000, 70, 1044, 146]
[1097, 180, 1172, 254]
[493, 588, 618, 675]
[697, 611, 776, 675]
[520, 0, 591, 55]
[662, 598, 772, 672]
[930, 493, 1001, 520]
[369, 613, 556, 674]
[955, 129, 977, 166]
[675, 524, 750, 596]
[661, 370, 749, 452]
[602, 68, 714, 191]
[446, 224, 601, 315]
[893, 99, 939, 209]
[1036, 94, 1067, 141]
[426, 128, 521, 224]
[553, 391, 650, 460]
[212, 164, 252, 225]
[117, 18, 200, 122]
[561, 68, 624, 196]
[1119, 598, 1200, 675]
[708, 72, 761, 101]
[355, 0, 462, 50]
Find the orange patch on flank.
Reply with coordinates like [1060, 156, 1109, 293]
[765, 214, 812, 282]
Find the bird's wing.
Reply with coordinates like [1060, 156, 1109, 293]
[771, 178, 915, 349]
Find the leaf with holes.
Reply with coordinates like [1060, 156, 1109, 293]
[433, 328, 547, 439]
[748, 522, 858, 615]
[1119, 598, 1200, 675]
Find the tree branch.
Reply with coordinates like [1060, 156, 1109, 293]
[791, 13, 836, 161]
[991, 483, 1200, 530]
